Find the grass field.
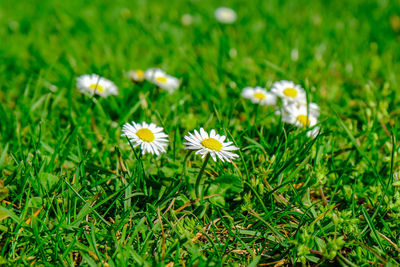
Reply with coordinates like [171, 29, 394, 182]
[1, 0, 400, 265]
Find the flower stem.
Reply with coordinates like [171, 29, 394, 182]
[252, 104, 260, 136]
[181, 150, 193, 181]
[195, 153, 210, 199]
[126, 137, 147, 194]
[253, 104, 260, 126]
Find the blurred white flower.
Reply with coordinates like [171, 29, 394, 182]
[128, 70, 145, 83]
[241, 86, 277, 106]
[229, 81, 237, 89]
[229, 48, 237, 58]
[271, 80, 306, 104]
[145, 68, 180, 92]
[76, 74, 118, 97]
[215, 7, 237, 24]
[279, 102, 320, 138]
[181, 14, 193, 26]
[291, 48, 299, 61]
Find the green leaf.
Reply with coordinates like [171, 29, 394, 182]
[0, 144, 8, 169]
[28, 197, 43, 209]
[392, 180, 400, 187]
[248, 255, 261, 267]
[0, 209, 10, 222]
[210, 174, 243, 195]
[39, 172, 59, 192]
[0, 207, 21, 224]
[0, 180, 9, 202]
[205, 175, 243, 207]
[305, 255, 320, 263]
[206, 185, 226, 207]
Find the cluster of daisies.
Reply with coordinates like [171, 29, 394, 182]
[76, 72, 240, 163]
[121, 122, 239, 162]
[75, 14, 319, 162]
[76, 68, 180, 97]
[241, 80, 320, 138]
[129, 68, 180, 93]
[75, 72, 320, 164]
[181, 6, 237, 26]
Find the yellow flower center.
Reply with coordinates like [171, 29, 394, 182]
[89, 84, 104, 93]
[155, 76, 167, 83]
[297, 115, 310, 126]
[201, 138, 223, 151]
[137, 70, 144, 79]
[136, 128, 155, 142]
[283, 88, 298, 98]
[253, 92, 266, 100]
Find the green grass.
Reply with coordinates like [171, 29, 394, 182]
[1, 0, 400, 265]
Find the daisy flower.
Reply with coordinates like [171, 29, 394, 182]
[215, 7, 237, 24]
[128, 69, 145, 83]
[76, 74, 118, 97]
[145, 68, 180, 92]
[305, 102, 320, 118]
[241, 86, 277, 106]
[279, 102, 320, 138]
[183, 128, 239, 162]
[271, 80, 306, 104]
[280, 101, 320, 117]
[121, 121, 169, 155]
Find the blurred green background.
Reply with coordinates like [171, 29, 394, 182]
[1, 0, 399, 102]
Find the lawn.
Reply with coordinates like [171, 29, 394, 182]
[1, 0, 400, 265]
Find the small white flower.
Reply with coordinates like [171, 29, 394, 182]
[290, 48, 299, 61]
[215, 7, 237, 24]
[271, 80, 306, 104]
[76, 74, 118, 97]
[306, 102, 320, 118]
[241, 86, 277, 106]
[121, 121, 169, 155]
[229, 48, 237, 58]
[183, 128, 239, 162]
[281, 101, 320, 118]
[128, 69, 145, 83]
[181, 14, 193, 26]
[145, 68, 180, 92]
[279, 102, 320, 138]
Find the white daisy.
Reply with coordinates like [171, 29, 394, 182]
[128, 69, 145, 83]
[183, 128, 239, 162]
[305, 102, 320, 118]
[241, 86, 277, 106]
[280, 101, 320, 117]
[279, 102, 320, 138]
[121, 121, 169, 156]
[271, 80, 306, 104]
[145, 68, 180, 92]
[76, 74, 118, 97]
[215, 7, 237, 24]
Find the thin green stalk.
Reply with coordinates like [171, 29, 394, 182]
[195, 153, 210, 199]
[253, 104, 260, 127]
[126, 137, 147, 195]
[181, 150, 193, 181]
[251, 104, 260, 137]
